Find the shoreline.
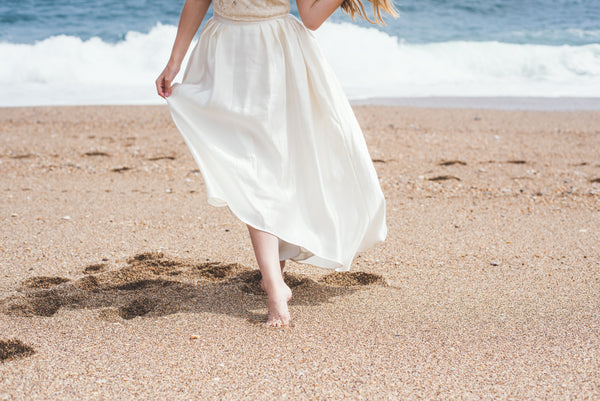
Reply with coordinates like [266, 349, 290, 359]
[3, 97, 600, 111]
[350, 96, 600, 111]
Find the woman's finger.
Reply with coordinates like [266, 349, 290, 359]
[164, 78, 172, 97]
[156, 76, 165, 98]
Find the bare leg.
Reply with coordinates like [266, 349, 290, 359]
[262, 259, 285, 292]
[246, 224, 292, 327]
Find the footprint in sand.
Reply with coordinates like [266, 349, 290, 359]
[438, 160, 467, 166]
[83, 263, 106, 274]
[0, 339, 35, 362]
[318, 271, 387, 286]
[9, 153, 36, 159]
[20, 276, 70, 289]
[428, 175, 461, 181]
[480, 160, 528, 165]
[119, 297, 159, 319]
[147, 156, 176, 161]
[111, 166, 132, 173]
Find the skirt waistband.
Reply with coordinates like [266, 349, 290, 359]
[212, 12, 290, 24]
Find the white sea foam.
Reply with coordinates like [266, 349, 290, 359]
[315, 22, 600, 99]
[0, 23, 181, 106]
[1, 21, 599, 107]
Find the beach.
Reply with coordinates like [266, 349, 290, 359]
[1, 104, 599, 399]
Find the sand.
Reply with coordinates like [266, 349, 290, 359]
[0, 105, 599, 399]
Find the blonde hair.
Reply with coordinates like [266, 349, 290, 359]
[340, 0, 399, 25]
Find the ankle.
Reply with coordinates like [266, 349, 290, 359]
[261, 276, 286, 290]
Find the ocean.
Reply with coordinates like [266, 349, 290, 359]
[1, 0, 599, 107]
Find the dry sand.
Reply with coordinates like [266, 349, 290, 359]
[0, 105, 599, 399]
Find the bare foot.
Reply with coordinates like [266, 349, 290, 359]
[263, 280, 292, 327]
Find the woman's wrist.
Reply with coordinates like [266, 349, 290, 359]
[167, 57, 183, 69]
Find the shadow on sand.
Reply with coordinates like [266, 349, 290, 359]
[0, 252, 386, 324]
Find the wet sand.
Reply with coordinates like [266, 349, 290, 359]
[1, 105, 599, 399]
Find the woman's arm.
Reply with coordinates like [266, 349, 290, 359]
[296, 0, 344, 31]
[156, 0, 212, 98]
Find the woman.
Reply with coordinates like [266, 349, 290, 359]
[156, 0, 397, 327]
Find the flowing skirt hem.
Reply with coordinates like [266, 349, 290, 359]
[206, 194, 358, 272]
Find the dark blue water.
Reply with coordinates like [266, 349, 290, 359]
[1, 0, 599, 45]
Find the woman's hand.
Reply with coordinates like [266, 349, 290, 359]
[156, 63, 180, 98]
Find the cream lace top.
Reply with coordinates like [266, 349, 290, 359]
[212, 0, 290, 21]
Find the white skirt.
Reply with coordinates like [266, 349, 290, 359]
[167, 13, 387, 271]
